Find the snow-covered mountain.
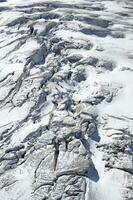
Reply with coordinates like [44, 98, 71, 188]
[0, 0, 133, 199]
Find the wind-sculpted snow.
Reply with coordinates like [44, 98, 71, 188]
[0, 0, 133, 200]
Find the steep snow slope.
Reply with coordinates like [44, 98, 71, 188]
[0, 0, 133, 200]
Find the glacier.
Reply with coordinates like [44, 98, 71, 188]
[0, 0, 133, 199]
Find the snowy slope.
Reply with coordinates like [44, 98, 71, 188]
[0, 0, 133, 200]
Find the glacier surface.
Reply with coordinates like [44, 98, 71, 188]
[0, 0, 133, 199]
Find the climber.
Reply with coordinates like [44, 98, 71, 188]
[28, 24, 34, 35]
